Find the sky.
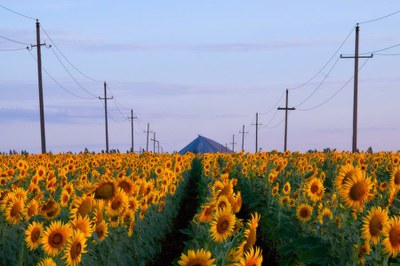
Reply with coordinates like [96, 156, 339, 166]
[1, 1, 400, 154]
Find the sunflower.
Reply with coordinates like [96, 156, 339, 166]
[237, 246, 263, 266]
[36, 257, 57, 266]
[317, 207, 333, 225]
[390, 167, 400, 190]
[63, 231, 87, 266]
[117, 176, 135, 195]
[4, 197, 24, 224]
[355, 242, 371, 265]
[339, 173, 372, 211]
[60, 190, 70, 207]
[304, 177, 325, 202]
[178, 249, 216, 266]
[198, 204, 215, 223]
[215, 195, 232, 212]
[232, 192, 242, 213]
[335, 164, 362, 191]
[25, 221, 43, 250]
[282, 182, 291, 195]
[70, 215, 93, 238]
[92, 181, 117, 201]
[210, 207, 236, 243]
[42, 201, 61, 221]
[69, 194, 93, 220]
[106, 189, 128, 216]
[383, 216, 400, 257]
[361, 206, 388, 245]
[242, 213, 260, 252]
[23, 199, 39, 220]
[95, 220, 109, 241]
[296, 203, 313, 222]
[41, 220, 72, 257]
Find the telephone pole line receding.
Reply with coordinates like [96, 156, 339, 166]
[230, 134, 237, 152]
[127, 109, 137, 153]
[277, 89, 295, 152]
[151, 132, 157, 153]
[31, 19, 50, 154]
[239, 125, 248, 152]
[251, 113, 262, 153]
[99, 82, 113, 153]
[340, 23, 373, 152]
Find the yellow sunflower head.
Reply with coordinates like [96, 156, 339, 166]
[361, 206, 388, 245]
[178, 248, 216, 266]
[62, 230, 87, 266]
[238, 246, 263, 266]
[94, 220, 109, 241]
[40, 220, 72, 257]
[296, 203, 313, 223]
[390, 167, 400, 190]
[304, 177, 325, 202]
[382, 216, 400, 257]
[36, 257, 57, 266]
[209, 207, 236, 243]
[70, 215, 93, 238]
[25, 221, 43, 250]
[339, 172, 373, 211]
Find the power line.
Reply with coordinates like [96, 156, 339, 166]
[359, 42, 400, 55]
[359, 10, 400, 24]
[0, 47, 26, 52]
[288, 27, 354, 91]
[49, 46, 97, 98]
[40, 25, 103, 83]
[259, 91, 285, 115]
[294, 56, 341, 108]
[0, 3, 36, 21]
[28, 49, 94, 100]
[375, 53, 400, 56]
[297, 59, 370, 111]
[0, 34, 30, 45]
[265, 117, 285, 129]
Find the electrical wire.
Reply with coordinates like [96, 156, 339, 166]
[49, 46, 97, 98]
[375, 53, 400, 56]
[359, 42, 400, 55]
[359, 10, 400, 24]
[28, 49, 95, 100]
[0, 34, 30, 45]
[265, 117, 285, 129]
[294, 56, 341, 108]
[0, 3, 36, 21]
[288, 27, 354, 90]
[0, 47, 26, 52]
[259, 91, 285, 115]
[297, 59, 370, 111]
[40, 25, 103, 83]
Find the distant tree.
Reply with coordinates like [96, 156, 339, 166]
[367, 146, 373, 153]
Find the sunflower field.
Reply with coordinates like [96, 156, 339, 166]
[1, 151, 400, 265]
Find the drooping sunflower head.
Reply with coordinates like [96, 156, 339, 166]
[210, 207, 236, 243]
[25, 221, 43, 250]
[361, 206, 388, 245]
[41, 220, 72, 257]
[198, 204, 215, 223]
[69, 194, 93, 220]
[383, 216, 400, 257]
[106, 188, 128, 216]
[92, 181, 117, 201]
[94, 220, 108, 241]
[4, 196, 24, 224]
[339, 173, 373, 211]
[215, 195, 232, 212]
[178, 248, 216, 266]
[317, 207, 333, 225]
[117, 176, 136, 195]
[296, 203, 313, 223]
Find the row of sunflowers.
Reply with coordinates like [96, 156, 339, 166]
[0, 153, 195, 265]
[201, 151, 400, 265]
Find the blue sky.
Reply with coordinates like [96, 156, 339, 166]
[1, 1, 400, 153]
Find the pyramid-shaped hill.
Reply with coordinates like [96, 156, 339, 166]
[179, 135, 232, 154]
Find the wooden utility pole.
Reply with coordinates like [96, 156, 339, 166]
[99, 82, 113, 153]
[230, 134, 237, 152]
[151, 132, 156, 153]
[32, 19, 49, 153]
[239, 125, 248, 152]
[340, 24, 373, 152]
[252, 113, 262, 153]
[144, 123, 152, 152]
[277, 89, 295, 151]
[127, 109, 137, 153]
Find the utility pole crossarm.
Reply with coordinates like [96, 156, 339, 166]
[277, 89, 295, 152]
